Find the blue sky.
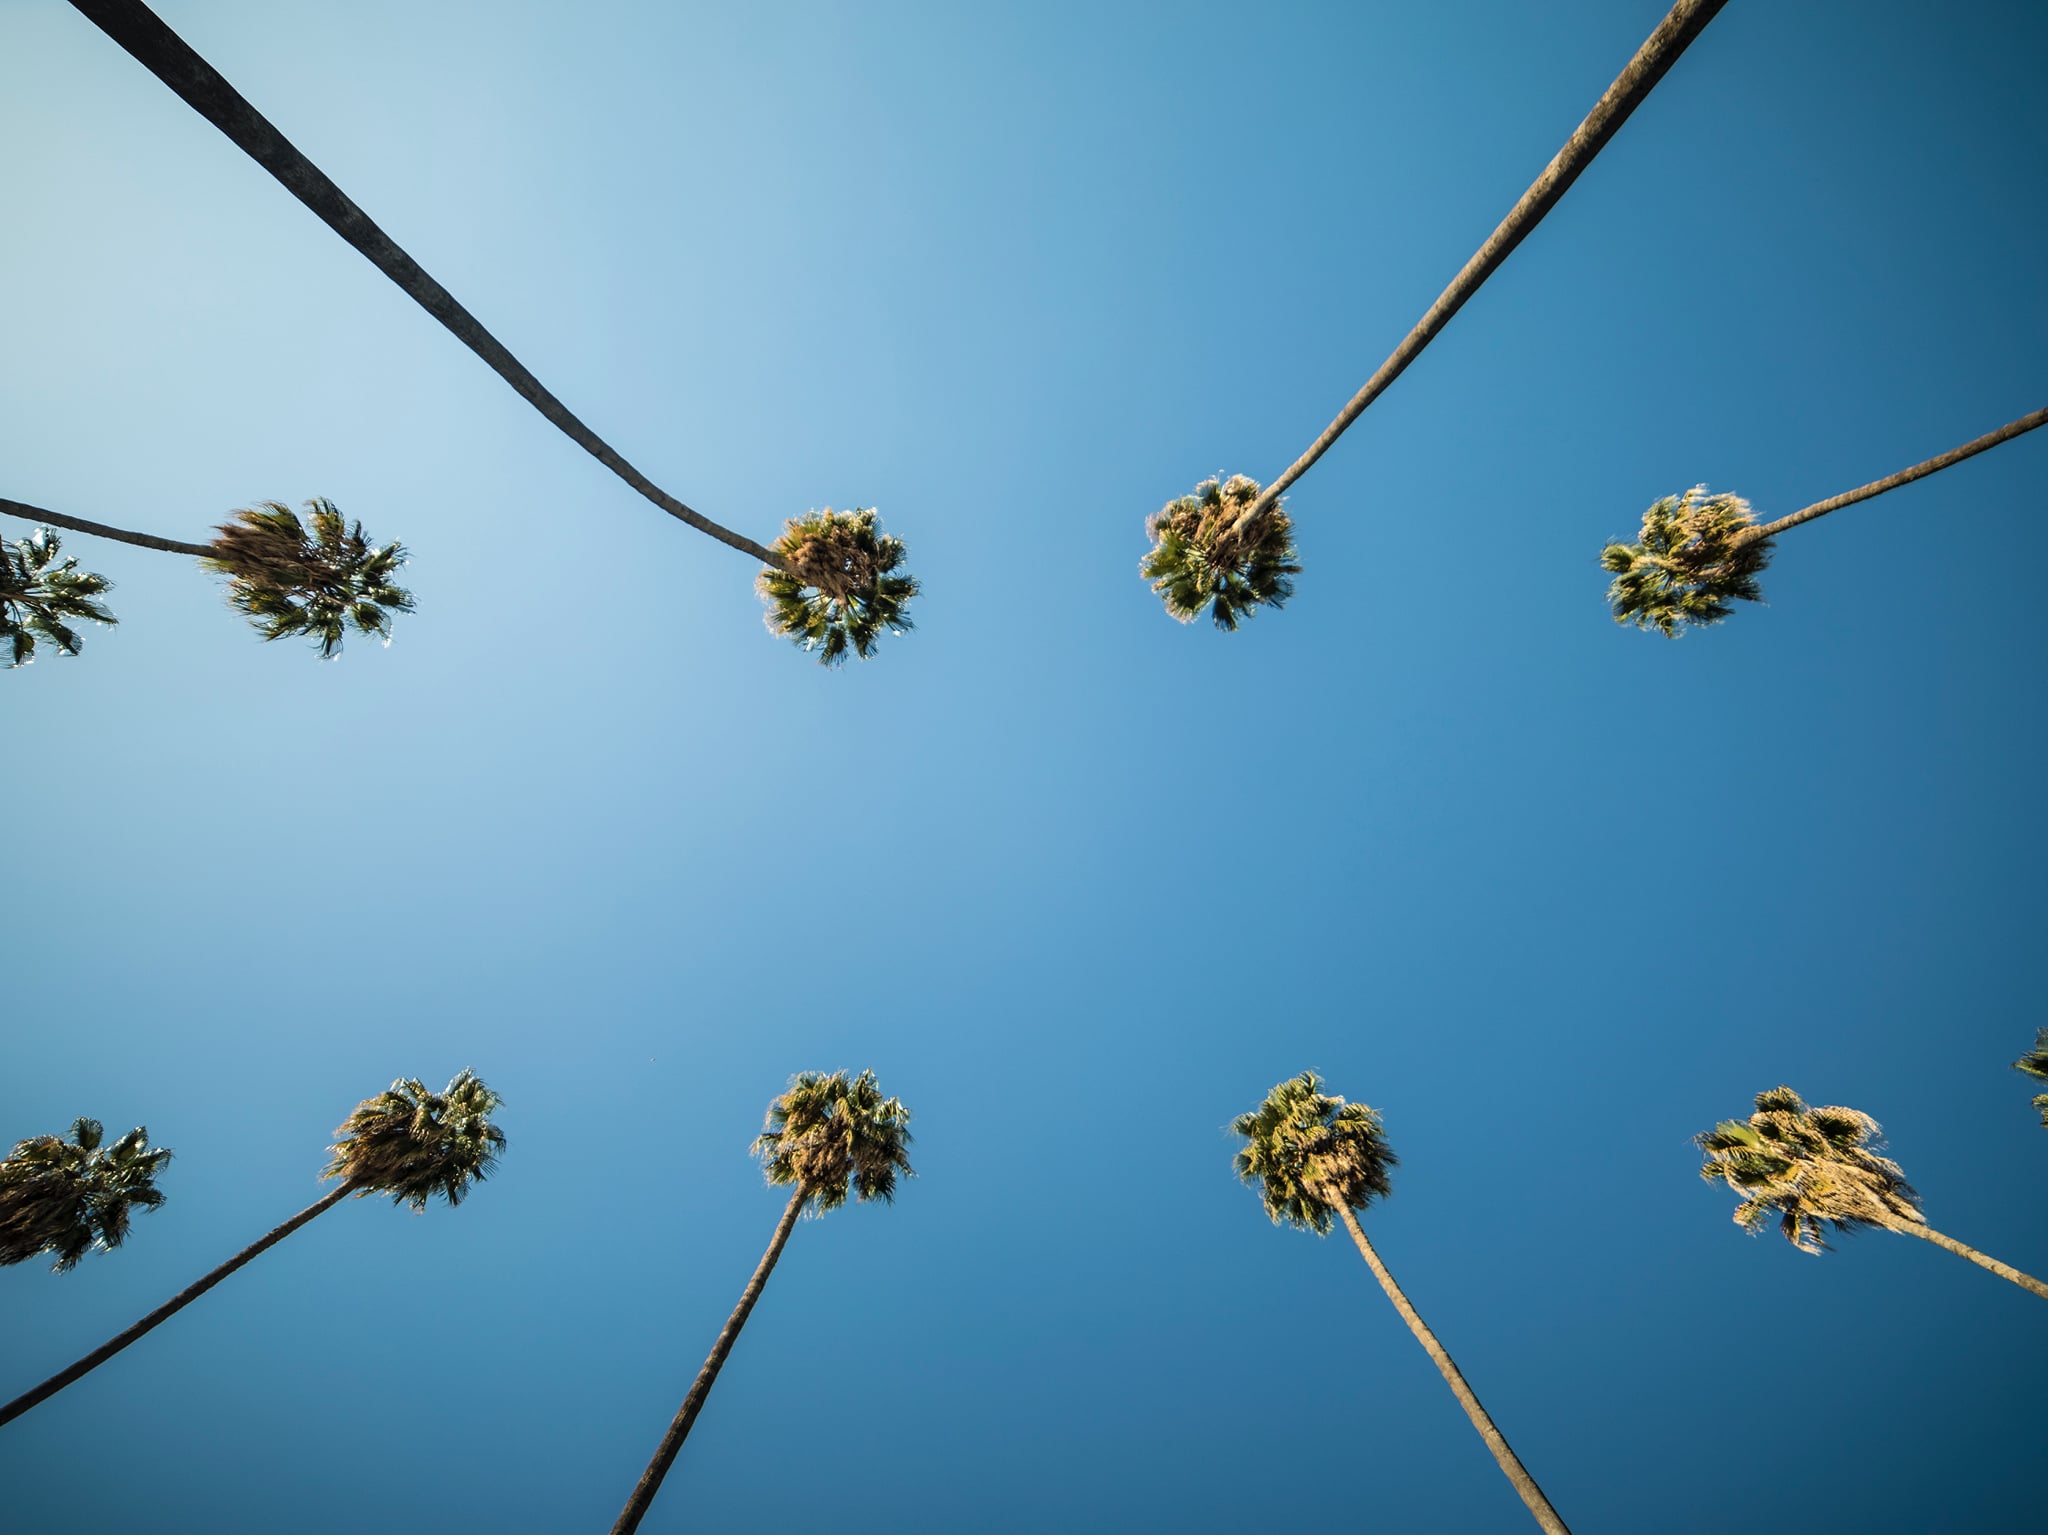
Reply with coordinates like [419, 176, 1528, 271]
[3, 1, 2045, 1529]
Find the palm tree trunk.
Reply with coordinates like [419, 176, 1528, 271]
[1735, 405, 2048, 544]
[611, 1185, 808, 1535]
[1331, 1202, 1572, 1535]
[1887, 1218, 2048, 1302]
[68, 0, 783, 569]
[0, 1181, 352, 1429]
[0, 498, 213, 559]
[1239, 0, 1727, 528]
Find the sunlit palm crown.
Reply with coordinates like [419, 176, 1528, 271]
[753, 1069, 914, 1213]
[1696, 1085, 1922, 1254]
[756, 508, 917, 666]
[1601, 487, 1772, 637]
[1, 528, 117, 667]
[0, 1118, 171, 1272]
[201, 500, 414, 660]
[324, 1070, 506, 1211]
[2015, 1028, 2048, 1128]
[1232, 1072, 1397, 1235]
[1141, 475, 1301, 631]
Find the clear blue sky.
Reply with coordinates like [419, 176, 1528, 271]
[4, 1, 2045, 1529]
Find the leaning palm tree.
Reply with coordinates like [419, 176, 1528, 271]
[68, 0, 915, 664]
[611, 1070, 912, 1535]
[0, 1119, 172, 1270]
[1697, 1085, 2048, 1301]
[2, 496, 412, 659]
[1603, 404, 2048, 634]
[0, 1071, 504, 1428]
[1233, 1073, 1572, 1535]
[757, 509, 918, 664]
[1, 527, 117, 666]
[1141, 475, 1301, 631]
[2014, 1030, 2048, 1129]
[1142, 0, 1727, 625]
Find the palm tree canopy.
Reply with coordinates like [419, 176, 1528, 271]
[753, 1069, 914, 1212]
[1696, 1085, 1921, 1253]
[201, 499, 413, 659]
[324, 1070, 506, 1210]
[1601, 487, 1772, 637]
[2, 528, 117, 667]
[1232, 1071, 1397, 1234]
[2014, 1028, 2048, 1128]
[756, 508, 917, 666]
[0, 1118, 171, 1271]
[1141, 475, 1300, 631]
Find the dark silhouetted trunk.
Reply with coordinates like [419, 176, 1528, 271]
[1, 498, 212, 559]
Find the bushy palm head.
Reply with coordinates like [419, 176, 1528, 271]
[202, 499, 413, 659]
[756, 508, 917, 666]
[1141, 475, 1300, 631]
[2014, 1028, 2048, 1129]
[1232, 1071, 1396, 1235]
[1601, 487, 1772, 637]
[0, 1118, 171, 1271]
[1, 528, 117, 667]
[753, 1069, 914, 1214]
[1696, 1086, 1921, 1254]
[325, 1070, 506, 1211]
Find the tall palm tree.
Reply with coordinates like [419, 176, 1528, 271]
[0, 1071, 504, 1429]
[1603, 405, 2048, 634]
[68, 0, 916, 664]
[2, 497, 412, 659]
[611, 1070, 912, 1535]
[2013, 1029, 2048, 1128]
[0, 1119, 172, 1270]
[1142, 0, 1727, 626]
[1232, 1072, 1572, 1535]
[1697, 1085, 2048, 1301]
[1, 527, 117, 666]
[757, 509, 919, 665]
[1140, 475, 1301, 631]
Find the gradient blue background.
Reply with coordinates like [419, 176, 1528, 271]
[3, 2, 2044, 1529]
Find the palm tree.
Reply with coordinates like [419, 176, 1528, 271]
[1141, 475, 1301, 631]
[2013, 1029, 2048, 1128]
[611, 1070, 912, 1535]
[68, 0, 917, 664]
[1142, 0, 1727, 626]
[1697, 1085, 2048, 1301]
[0, 1071, 503, 1429]
[757, 509, 918, 665]
[1233, 1072, 1572, 1535]
[1603, 405, 2048, 634]
[0, 1119, 172, 1270]
[1, 527, 117, 666]
[3, 497, 412, 659]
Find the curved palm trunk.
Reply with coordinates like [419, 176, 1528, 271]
[1332, 1202, 1572, 1535]
[0, 1182, 352, 1429]
[0, 498, 212, 559]
[1240, 0, 1726, 527]
[68, 0, 781, 569]
[1887, 1218, 2048, 1302]
[611, 1185, 808, 1535]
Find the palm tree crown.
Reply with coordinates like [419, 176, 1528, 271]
[756, 508, 917, 666]
[2014, 1029, 2048, 1128]
[324, 1070, 506, 1210]
[1232, 1071, 1396, 1232]
[1696, 1086, 1921, 1253]
[1601, 487, 1772, 637]
[2, 528, 117, 667]
[202, 499, 414, 659]
[753, 1069, 913, 1212]
[1142, 476, 1300, 631]
[0, 1118, 171, 1271]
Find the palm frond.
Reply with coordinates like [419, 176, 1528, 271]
[752, 1069, 914, 1214]
[202, 499, 413, 659]
[1695, 1085, 1920, 1254]
[1141, 476, 1300, 630]
[1601, 487, 1771, 637]
[325, 1069, 505, 1211]
[1231, 1071, 1396, 1234]
[1, 528, 117, 668]
[2014, 1028, 2048, 1127]
[0, 1118, 171, 1271]
[756, 508, 917, 666]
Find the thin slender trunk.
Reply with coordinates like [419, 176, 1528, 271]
[1241, 0, 1727, 528]
[611, 1186, 808, 1535]
[0, 498, 214, 559]
[1887, 1217, 2048, 1302]
[1332, 1202, 1572, 1535]
[68, 0, 782, 569]
[0, 1181, 353, 1429]
[1735, 405, 2048, 544]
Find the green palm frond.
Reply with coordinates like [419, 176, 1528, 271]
[1141, 475, 1300, 631]
[325, 1070, 506, 1211]
[756, 508, 917, 666]
[1231, 1071, 1396, 1234]
[1695, 1085, 1919, 1254]
[1, 528, 117, 668]
[0, 1117, 171, 1272]
[753, 1069, 914, 1214]
[202, 499, 413, 659]
[2014, 1027, 2048, 1128]
[1601, 486, 1772, 637]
